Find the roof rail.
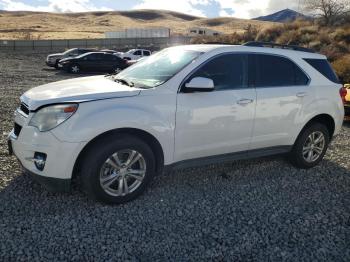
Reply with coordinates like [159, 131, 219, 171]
[243, 41, 315, 53]
[201, 42, 232, 45]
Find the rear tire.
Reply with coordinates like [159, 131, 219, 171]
[80, 135, 156, 204]
[289, 123, 330, 169]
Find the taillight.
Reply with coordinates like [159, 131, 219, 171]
[340, 87, 347, 104]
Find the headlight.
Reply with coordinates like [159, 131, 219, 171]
[29, 104, 78, 132]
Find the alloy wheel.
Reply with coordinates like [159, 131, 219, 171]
[71, 65, 80, 73]
[99, 149, 146, 196]
[302, 131, 325, 163]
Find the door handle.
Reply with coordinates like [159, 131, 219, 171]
[237, 98, 254, 105]
[296, 92, 307, 98]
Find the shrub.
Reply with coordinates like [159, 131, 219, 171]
[299, 25, 318, 35]
[320, 42, 349, 61]
[255, 25, 284, 42]
[276, 30, 299, 45]
[334, 28, 350, 44]
[332, 55, 350, 83]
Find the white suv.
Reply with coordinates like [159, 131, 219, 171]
[8, 43, 344, 204]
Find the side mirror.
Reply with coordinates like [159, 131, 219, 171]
[185, 77, 214, 92]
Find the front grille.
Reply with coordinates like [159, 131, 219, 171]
[14, 123, 22, 137]
[20, 103, 29, 116]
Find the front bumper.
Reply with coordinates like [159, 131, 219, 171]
[8, 110, 86, 192]
[46, 60, 56, 67]
[58, 63, 70, 71]
[23, 166, 71, 192]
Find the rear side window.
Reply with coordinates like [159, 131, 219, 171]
[250, 54, 309, 87]
[304, 59, 339, 83]
[189, 54, 247, 90]
[104, 54, 117, 61]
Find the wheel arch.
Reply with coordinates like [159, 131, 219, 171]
[296, 114, 336, 144]
[72, 128, 165, 183]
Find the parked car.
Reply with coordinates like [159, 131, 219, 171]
[9, 43, 344, 204]
[58, 52, 128, 73]
[121, 49, 151, 60]
[46, 48, 97, 69]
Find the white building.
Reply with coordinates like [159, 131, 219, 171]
[105, 28, 170, 39]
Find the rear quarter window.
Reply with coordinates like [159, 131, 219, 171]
[304, 59, 339, 83]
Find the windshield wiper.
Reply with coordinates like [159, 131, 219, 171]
[114, 77, 134, 87]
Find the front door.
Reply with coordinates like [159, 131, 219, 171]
[175, 53, 256, 162]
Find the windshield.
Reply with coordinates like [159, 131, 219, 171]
[116, 48, 202, 88]
[74, 52, 91, 59]
[63, 48, 77, 55]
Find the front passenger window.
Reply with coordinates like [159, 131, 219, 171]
[189, 54, 247, 91]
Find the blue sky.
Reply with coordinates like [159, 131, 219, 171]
[0, 0, 300, 19]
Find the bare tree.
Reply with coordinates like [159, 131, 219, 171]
[303, 0, 350, 25]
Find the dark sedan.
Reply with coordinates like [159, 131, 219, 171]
[46, 48, 97, 69]
[58, 52, 128, 74]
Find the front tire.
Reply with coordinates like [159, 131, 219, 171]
[80, 135, 156, 204]
[69, 64, 81, 74]
[289, 123, 330, 169]
[54, 60, 60, 69]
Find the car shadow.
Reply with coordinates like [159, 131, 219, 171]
[42, 67, 107, 77]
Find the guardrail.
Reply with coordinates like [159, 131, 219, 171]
[0, 36, 192, 52]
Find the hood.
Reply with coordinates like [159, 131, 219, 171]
[59, 57, 75, 62]
[21, 75, 141, 110]
[47, 53, 63, 58]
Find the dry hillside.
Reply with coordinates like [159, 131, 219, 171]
[192, 19, 350, 82]
[0, 9, 277, 40]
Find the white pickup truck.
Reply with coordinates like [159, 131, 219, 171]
[120, 49, 151, 60]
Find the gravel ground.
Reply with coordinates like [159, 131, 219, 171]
[0, 52, 350, 261]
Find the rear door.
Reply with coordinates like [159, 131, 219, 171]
[102, 54, 117, 71]
[249, 54, 311, 149]
[103, 54, 126, 71]
[83, 53, 105, 71]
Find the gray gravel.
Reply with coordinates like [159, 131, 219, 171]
[1, 52, 350, 261]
